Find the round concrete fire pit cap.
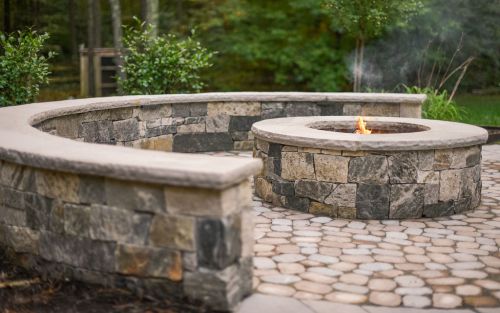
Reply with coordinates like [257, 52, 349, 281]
[252, 116, 488, 151]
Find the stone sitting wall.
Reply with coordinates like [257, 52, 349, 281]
[35, 93, 424, 153]
[254, 140, 482, 219]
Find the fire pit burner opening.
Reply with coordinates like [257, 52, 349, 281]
[308, 120, 430, 134]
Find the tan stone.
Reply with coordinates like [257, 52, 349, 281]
[369, 291, 402, 306]
[294, 281, 332, 294]
[281, 152, 315, 180]
[314, 154, 349, 183]
[177, 123, 205, 133]
[137, 135, 173, 151]
[309, 201, 336, 216]
[368, 279, 397, 291]
[35, 169, 79, 203]
[254, 177, 273, 202]
[321, 149, 341, 155]
[257, 283, 295, 296]
[325, 292, 367, 304]
[432, 293, 462, 308]
[207, 102, 261, 116]
[149, 213, 195, 251]
[439, 170, 461, 201]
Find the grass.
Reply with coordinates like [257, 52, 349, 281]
[454, 94, 500, 126]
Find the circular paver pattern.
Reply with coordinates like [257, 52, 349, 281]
[206, 145, 500, 308]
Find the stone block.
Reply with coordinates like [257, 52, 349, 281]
[54, 115, 83, 138]
[262, 102, 285, 119]
[231, 131, 249, 141]
[267, 143, 283, 158]
[285, 102, 321, 116]
[208, 102, 261, 116]
[164, 182, 247, 217]
[110, 107, 133, 120]
[64, 203, 91, 236]
[24, 193, 55, 231]
[471, 180, 481, 208]
[361, 103, 400, 117]
[343, 103, 361, 116]
[229, 116, 261, 132]
[240, 209, 254, 258]
[454, 197, 472, 214]
[439, 169, 461, 201]
[418, 150, 434, 170]
[284, 195, 310, 212]
[135, 104, 172, 121]
[272, 179, 295, 196]
[388, 152, 418, 183]
[113, 118, 140, 141]
[206, 114, 231, 133]
[348, 155, 389, 183]
[324, 184, 356, 208]
[106, 179, 165, 213]
[115, 244, 182, 281]
[255, 139, 270, 154]
[254, 177, 273, 202]
[234, 140, 254, 151]
[281, 152, 315, 180]
[338, 206, 356, 219]
[424, 183, 439, 205]
[82, 110, 111, 122]
[79, 175, 105, 204]
[356, 184, 390, 219]
[149, 213, 195, 251]
[172, 103, 191, 117]
[400, 103, 421, 118]
[0, 224, 39, 253]
[145, 125, 176, 138]
[314, 154, 349, 183]
[294, 180, 333, 202]
[423, 201, 454, 218]
[197, 215, 241, 269]
[172, 133, 233, 152]
[465, 146, 481, 166]
[318, 102, 343, 116]
[309, 201, 336, 216]
[321, 149, 341, 155]
[434, 149, 453, 170]
[177, 123, 206, 133]
[80, 120, 114, 143]
[189, 103, 208, 116]
[0, 206, 26, 226]
[0, 162, 36, 192]
[1, 186, 25, 209]
[89, 205, 151, 245]
[137, 135, 173, 151]
[282, 146, 298, 152]
[389, 184, 424, 218]
[417, 170, 439, 184]
[36, 169, 80, 203]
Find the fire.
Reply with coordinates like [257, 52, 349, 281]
[354, 116, 372, 134]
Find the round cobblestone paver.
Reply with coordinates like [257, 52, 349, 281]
[210, 145, 500, 308]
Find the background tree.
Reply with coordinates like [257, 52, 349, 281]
[141, 0, 159, 37]
[324, 0, 422, 91]
[109, 0, 125, 83]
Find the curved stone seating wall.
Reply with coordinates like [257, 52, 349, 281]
[34, 92, 425, 153]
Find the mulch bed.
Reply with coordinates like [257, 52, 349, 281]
[0, 249, 203, 313]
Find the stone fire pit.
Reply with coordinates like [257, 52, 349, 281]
[252, 116, 488, 219]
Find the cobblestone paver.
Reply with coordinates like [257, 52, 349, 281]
[207, 145, 500, 309]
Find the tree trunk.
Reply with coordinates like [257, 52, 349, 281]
[141, 0, 159, 37]
[94, 0, 101, 47]
[357, 37, 365, 92]
[69, 0, 78, 62]
[88, 0, 96, 97]
[109, 0, 125, 91]
[4, 0, 11, 33]
[353, 38, 360, 92]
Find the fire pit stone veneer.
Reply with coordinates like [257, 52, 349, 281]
[252, 116, 488, 219]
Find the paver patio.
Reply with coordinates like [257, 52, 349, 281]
[209, 144, 500, 311]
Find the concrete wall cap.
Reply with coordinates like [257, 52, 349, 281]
[252, 116, 488, 151]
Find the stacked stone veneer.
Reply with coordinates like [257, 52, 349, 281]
[35, 99, 421, 153]
[254, 139, 482, 219]
[0, 159, 253, 310]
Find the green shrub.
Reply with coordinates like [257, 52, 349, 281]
[404, 86, 463, 121]
[119, 21, 214, 95]
[0, 30, 54, 106]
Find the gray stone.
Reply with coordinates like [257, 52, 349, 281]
[0, 206, 26, 226]
[229, 116, 261, 132]
[268, 143, 283, 158]
[185, 116, 206, 124]
[348, 155, 388, 183]
[284, 196, 310, 212]
[64, 203, 91, 236]
[424, 183, 439, 205]
[113, 118, 141, 142]
[0, 224, 39, 253]
[54, 114, 83, 138]
[24, 193, 54, 231]
[465, 146, 481, 166]
[356, 184, 390, 219]
[135, 104, 172, 121]
[189, 103, 208, 116]
[197, 215, 241, 270]
[423, 201, 454, 217]
[388, 152, 418, 183]
[110, 107, 133, 120]
[0, 186, 25, 209]
[343, 104, 362, 116]
[262, 102, 285, 119]
[145, 125, 176, 138]
[454, 197, 472, 213]
[324, 184, 356, 208]
[294, 180, 333, 202]
[318, 102, 343, 116]
[79, 175, 106, 204]
[417, 150, 434, 170]
[390, 184, 424, 218]
[0, 162, 36, 192]
[106, 179, 165, 213]
[206, 114, 231, 133]
[80, 120, 113, 143]
[231, 131, 250, 141]
[285, 102, 321, 116]
[439, 169, 461, 201]
[272, 179, 295, 196]
[172, 103, 191, 117]
[172, 133, 233, 152]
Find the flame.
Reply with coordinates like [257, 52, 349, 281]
[354, 116, 372, 134]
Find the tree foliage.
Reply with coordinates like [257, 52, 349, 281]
[0, 30, 54, 106]
[118, 21, 214, 95]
